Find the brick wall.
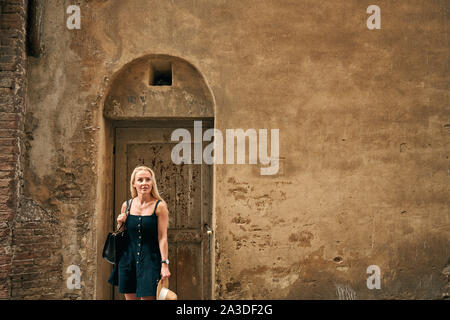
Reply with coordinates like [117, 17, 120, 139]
[0, 0, 28, 299]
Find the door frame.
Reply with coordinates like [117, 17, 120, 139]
[111, 118, 214, 299]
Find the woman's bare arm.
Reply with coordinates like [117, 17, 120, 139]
[157, 200, 171, 279]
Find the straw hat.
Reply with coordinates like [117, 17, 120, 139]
[156, 277, 177, 300]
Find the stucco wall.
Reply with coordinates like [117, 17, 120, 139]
[19, 0, 449, 299]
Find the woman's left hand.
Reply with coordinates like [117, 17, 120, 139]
[161, 264, 171, 280]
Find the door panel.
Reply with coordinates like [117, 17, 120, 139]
[114, 125, 212, 299]
[177, 243, 202, 300]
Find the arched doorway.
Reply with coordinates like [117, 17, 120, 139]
[96, 54, 215, 299]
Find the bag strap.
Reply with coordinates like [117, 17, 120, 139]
[126, 198, 133, 216]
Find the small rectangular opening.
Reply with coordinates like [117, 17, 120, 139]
[149, 61, 172, 86]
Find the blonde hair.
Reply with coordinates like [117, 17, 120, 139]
[130, 166, 164, 201]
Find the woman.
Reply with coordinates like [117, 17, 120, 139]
[108, 165, 171, 300]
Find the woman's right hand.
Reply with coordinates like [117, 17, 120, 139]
[116, 212, 127, 229]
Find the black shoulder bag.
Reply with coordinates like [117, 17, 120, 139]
[102, 199, 132, 264]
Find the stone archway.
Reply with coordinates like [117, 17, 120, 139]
[95, 54, 215, 299]
[104, 54, 215, 120]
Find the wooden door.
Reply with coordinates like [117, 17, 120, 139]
[113, 123, 212, 299]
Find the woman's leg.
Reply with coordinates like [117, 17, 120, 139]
[140, 296, 156, 300]
[124, 293, 139, 300]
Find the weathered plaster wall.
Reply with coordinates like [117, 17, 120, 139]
[20, 0, 449, 299]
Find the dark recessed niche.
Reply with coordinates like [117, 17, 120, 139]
[149, 60, 172, 86]
[27, 0, 44, 57]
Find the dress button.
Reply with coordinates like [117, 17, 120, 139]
[137, 252, 140, 255]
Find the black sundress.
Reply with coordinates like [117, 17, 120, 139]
[108, 198, 162, 297]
